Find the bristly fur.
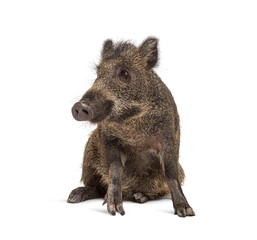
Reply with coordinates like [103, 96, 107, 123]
[67, 37, 195, 217]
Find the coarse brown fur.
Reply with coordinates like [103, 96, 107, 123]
[67, 37, 195, 217]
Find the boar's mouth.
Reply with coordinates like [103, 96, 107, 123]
[90, 100, 114, 123]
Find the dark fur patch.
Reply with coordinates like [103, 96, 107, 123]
[109, 106, 141, 122]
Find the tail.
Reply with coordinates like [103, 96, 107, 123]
[178, 162, 185, 185]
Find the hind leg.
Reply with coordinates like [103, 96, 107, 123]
[67, 186, 103, 203]
[67, 165, 105, 204]
[67, 165, 106, 203]
[68, 129, 106, 204]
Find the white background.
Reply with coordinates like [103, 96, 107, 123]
[0, 0, 257, 239]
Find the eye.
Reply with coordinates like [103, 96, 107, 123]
[119, 69, 129, 78]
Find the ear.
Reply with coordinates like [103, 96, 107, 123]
[101, 39, 113, 60]
[139, 37, 158, 69]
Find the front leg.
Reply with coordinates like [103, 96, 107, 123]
[102, 141, 125, 216]
[163, 150, 195, 217]
[105, 160, 125, 215]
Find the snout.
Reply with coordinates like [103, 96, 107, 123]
[71, 102, 94, 121]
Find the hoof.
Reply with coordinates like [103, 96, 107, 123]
[175, 206, 195, 217]
[133, 193, 148, 203]
[67, 187, 87, 203]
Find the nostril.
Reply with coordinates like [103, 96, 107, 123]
[72, 102, 93, 121]
[82, 109, 89, 115]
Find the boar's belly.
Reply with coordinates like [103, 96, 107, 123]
[121, 151, 169, 198]
[122, 151, 163, 176]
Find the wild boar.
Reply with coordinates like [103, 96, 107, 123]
[67, 37, 195, 217]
